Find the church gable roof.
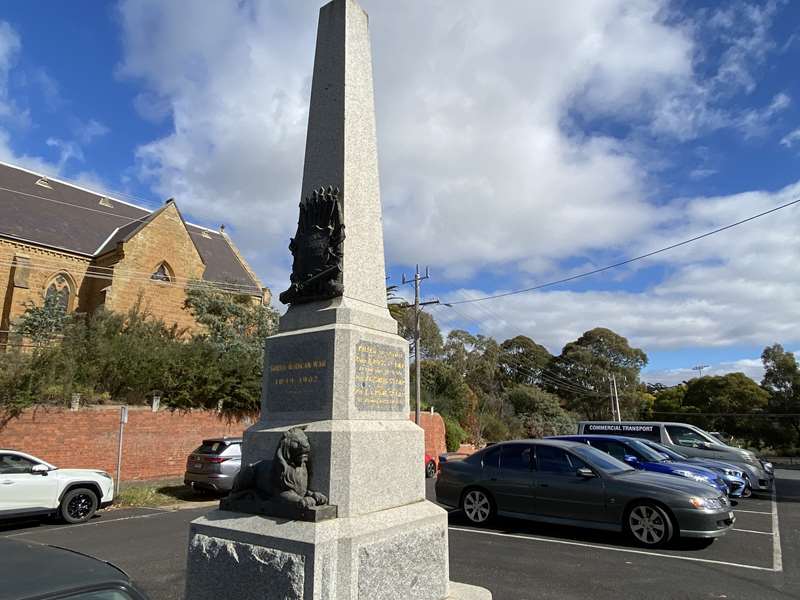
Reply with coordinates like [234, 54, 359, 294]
[0, 161, 262, 295]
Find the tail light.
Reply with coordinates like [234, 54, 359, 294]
[204, 457, 230, 464]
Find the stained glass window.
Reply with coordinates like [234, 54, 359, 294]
[45, 274, 71, 312]
[151, 263, 172, 282]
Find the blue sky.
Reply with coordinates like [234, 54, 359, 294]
[0, 1, 798, 385]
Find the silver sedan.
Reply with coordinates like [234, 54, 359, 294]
[435, 439, 735, 547]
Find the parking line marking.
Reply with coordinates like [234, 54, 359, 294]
[733, 509, 772, 515]
[448, 526, 777, 572]
[771, 485, 783, 572]
[3, 509, 174, 538]
[732, 528, 773, 535]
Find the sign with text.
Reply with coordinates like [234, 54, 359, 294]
[582, 423, 660, 440]
[265, 333, 333, 412]
[354, 341, 406, 411]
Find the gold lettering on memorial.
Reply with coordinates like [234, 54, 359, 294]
[269, 358, 327, 386]
[354, 341, 405, 410]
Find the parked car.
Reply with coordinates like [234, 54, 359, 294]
[425, 453, 437, 478]
[0, 449, 114, 524]
[184, 437, 243, 493]
[638, 439, 749, 498]
[550, 435, 730, 496]
[0, 538, 149, 600]
[577, 421, 773, 492]
[436, 439, 735, 547]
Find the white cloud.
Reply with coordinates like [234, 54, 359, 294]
[780, 127, 800, 148]
[738, 92, 791, 138]
[31, 68, 62, 111]
[433, 181, 800, 357]
[46, 137, 84, 170]
[114, 0, 796, 353]
[0, 21, 28, 127]
[689, 167, 717, 180]
[115, 0, 711, 287]
[74, 118, 110, 144]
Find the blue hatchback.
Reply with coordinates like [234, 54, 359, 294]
[549, 435, 730, 496]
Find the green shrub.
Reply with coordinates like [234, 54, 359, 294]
[479, 413, 510, 442]
[442, 415, 467, 452]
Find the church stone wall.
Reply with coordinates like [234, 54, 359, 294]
[102, 204, 206, 335]
[0, 237, 93, 345]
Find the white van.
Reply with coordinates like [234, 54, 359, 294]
[577, 421, 774, 492]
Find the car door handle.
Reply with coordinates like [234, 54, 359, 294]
[490, 477, 497, 481]
[1, 480, 13, 485]
[538, 483, 549, 488]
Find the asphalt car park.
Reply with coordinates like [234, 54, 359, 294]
[0, 473, 797, 599]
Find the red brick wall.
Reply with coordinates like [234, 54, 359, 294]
[0, 406, 447, 481]
[0, 406, 250, 481]
[411, 411, 446, 462]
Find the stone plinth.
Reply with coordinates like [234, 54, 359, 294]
[243, 419, 425, 518]
[186, 502, 450, 600]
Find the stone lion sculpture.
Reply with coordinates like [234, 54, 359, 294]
[227, 427, 328, 510]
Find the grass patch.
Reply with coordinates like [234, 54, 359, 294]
[114, 483, 217, 508]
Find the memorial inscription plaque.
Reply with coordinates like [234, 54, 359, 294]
[265, 333, 333, 412]
[354, 341, 405, 411]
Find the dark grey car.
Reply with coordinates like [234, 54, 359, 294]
[435, 439, 735, 547]
[0, 538, 149, 600]
[184, 437, 242, 493]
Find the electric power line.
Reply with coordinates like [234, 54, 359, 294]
[0, 259, 261, 296]
[442, 195, 800, 306]
[442, 290, 607, 395]
[0, 254, 261, 293]
[431, 301, 603, 399]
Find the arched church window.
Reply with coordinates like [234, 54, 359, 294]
[151, 262, 173, 282]
[44, 273, 73, 313]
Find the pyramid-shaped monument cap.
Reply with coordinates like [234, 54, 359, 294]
[299, 0, 387, 310]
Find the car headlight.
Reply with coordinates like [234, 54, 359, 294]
[762, 461, 773, 474]
[723, 469, 744, 478]
[690, 497, 723, 510]
[97, 471, 112, 480]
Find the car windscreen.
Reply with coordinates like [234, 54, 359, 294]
[571, 445, 634, 474]
[194, 441, 231, 455]
[626, 439, 672, 462]
[645, 441, 686, 461]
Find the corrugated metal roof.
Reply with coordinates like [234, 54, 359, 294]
[0, 162, 261, 294]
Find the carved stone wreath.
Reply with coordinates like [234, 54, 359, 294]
[279, 186, 345, 305]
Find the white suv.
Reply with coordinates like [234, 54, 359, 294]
[0, 450, 114, 524]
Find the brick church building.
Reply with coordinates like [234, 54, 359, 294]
[0, 161, 268, 343]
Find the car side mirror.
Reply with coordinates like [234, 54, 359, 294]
[623, 455, 639, 466]
[30, 464, 49, 476]
[576, 467, 596, 478]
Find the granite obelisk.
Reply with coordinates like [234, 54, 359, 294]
[184, 2, 491, 598]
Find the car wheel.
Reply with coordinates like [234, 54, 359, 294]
[461, 489, 494, 525]
[425, 460, 436, 479]
[60, 488, 99, 524]
[742, 483, 753, 498]
[626, 502, 674, 548]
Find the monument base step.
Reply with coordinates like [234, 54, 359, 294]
[446, 582, 493, 600]
[185, 500, 475, 600]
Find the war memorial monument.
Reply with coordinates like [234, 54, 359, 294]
[183, 1, 492, 598]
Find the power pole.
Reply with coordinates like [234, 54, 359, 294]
[611, 374, 621, 422]
[609, 378, 616, 420]
[692, 364, 709, 377]
[402, 265, 437, 425]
